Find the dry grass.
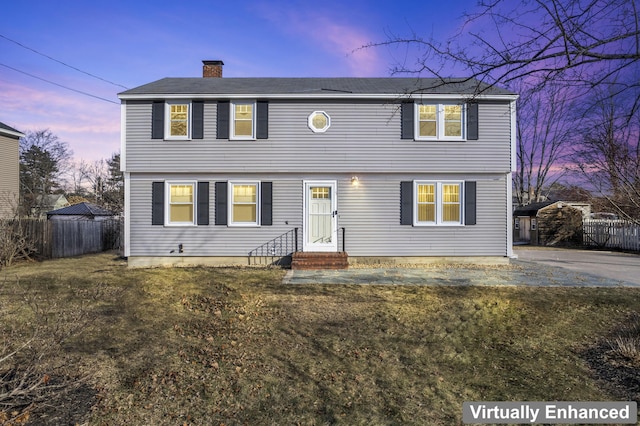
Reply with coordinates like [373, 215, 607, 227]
[1, 253, 639, 425]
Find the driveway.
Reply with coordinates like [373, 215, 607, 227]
[513, 246, 640, 286]
[283, 247, 640, 287]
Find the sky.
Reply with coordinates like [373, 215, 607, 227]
[1, 0, 477, 163]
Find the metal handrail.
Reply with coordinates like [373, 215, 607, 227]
[248, 228, 299, 264]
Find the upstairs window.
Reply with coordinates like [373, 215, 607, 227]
[165, 101, 191, 140]
[415, 103, 465, 141]
[231, 101, 256, 140]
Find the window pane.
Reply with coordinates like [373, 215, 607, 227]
[170, 204, 193, 222]
[417, 184, 434, 202]
[418, 204, 435, 222]
[312, 187, 330, 199]
[419, 105, 436, 120]
[170, 185, 193, 203]
[444, 122, 461, 137]
[234, 121, 253, 136]
[444, 105, 461, 120]
[419, 122, 436, 137]
[444, 105, 462, 137]
[233, 204, 256, 222]
[171, 121, 187, 136]
[442, 185, 459, 202]
[235, 104, 253, 118]
[171, 105, 188, 119]
[442, 184, 460, 222]
[443, 204, 460, 222]
[233, 185, 256, 203]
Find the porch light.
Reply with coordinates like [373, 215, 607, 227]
[351, 176, 360, 187]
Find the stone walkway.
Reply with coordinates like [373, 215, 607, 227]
[283, 260, 640, 287]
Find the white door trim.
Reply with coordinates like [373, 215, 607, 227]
[303, 180, 338, 252]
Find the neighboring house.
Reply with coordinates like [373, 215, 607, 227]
[33, 194, 69, 218]
[118, 60, 518, 267]
[47, 202, 114, 221]
[0, 122, 24, 219]
[514, 201, 589, 245]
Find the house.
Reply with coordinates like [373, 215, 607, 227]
[33, 194, 69, 218]
[0, 122, 24, 219]
[118, 60, 518, 268]
[47, 202, 114, 221]
[514, 201, 589, 245]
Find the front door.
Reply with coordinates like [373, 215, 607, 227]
[304, 181, 337, 252]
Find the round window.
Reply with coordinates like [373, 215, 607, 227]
[308, 111, 331, 133]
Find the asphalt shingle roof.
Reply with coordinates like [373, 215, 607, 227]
[119, 77, 516, 97]
[47, 202, 114, 217]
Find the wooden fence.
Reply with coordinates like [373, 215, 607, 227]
[583, 219, 640, 251]
[1, 218, 121, 260]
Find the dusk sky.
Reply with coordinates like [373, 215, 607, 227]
[1, 1, 477, 163]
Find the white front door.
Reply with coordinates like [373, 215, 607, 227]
[303, 181, 337, 252]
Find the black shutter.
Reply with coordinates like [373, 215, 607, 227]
[152, 102, 164, 139]
[400, 181, 413, 225]
[197, 181, 209, 225]
[192, 101, 204, 139]
[467, 103, 479, 140]
[465, 181, 477, 225]
[215, 181, 227, 225]
[256, 101, 269, 139]
[401, 102, 414, 140]
[261, 182, 272, 226]
[152, 181, 164, 225]
[216, 101, 230, 139]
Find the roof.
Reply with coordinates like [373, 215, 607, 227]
[0, 121, 24, 139]
[47, 202, 114, 217]
[513, 201, 555, 216]
[119, 77, 517, 100]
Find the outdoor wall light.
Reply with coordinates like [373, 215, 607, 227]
[351, 176, 360, 187]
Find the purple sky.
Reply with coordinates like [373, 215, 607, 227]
[1, 1, 477, 162]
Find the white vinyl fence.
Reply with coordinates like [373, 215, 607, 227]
[583, 219, 640, 251]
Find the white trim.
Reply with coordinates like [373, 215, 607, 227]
[228, 180, 261, 227]
[123, 172, 131, 257]
[0, 127, 25, 139]
[303, 180, 338, 252]
[164, 100, 192, 140]
[506, 172, 515, 258]
[165, 181, 197, 226]
[120, 101, 126, 171]
[413, 180, 464, 226]
[308, 111, 331, 133]
[119, 93, 519, 101]
[230, 101, 256, 140]
[510, 99, 517, 172]
[414, 102, 466, 141]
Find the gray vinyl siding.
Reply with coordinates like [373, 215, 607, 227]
[124, 100, 512, 174]
[0, 134, 19, 218]
[128, 173, 508, 257]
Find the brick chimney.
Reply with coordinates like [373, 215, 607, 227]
[202, 60, 224, 78]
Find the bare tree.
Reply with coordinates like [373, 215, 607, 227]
[19, 130, 72, 217]
[367, 0, 640, 103]
[515, 83, 574, 204]
[573, 86, 640, 220]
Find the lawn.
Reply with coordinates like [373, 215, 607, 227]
[1, 253, 639, 425]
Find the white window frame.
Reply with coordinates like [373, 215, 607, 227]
[228, 180, 261, 227]
[164, 100, 192, 140]
[413, 180, 464, 226]
[308, 111, 331, 133]
[230, 101, 256, 140]
[415, 102, 466, 141]
[165, 181, 197, 226]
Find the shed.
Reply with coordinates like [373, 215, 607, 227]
[514, 201, 587, 246]
[47, 202, 114, 221]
